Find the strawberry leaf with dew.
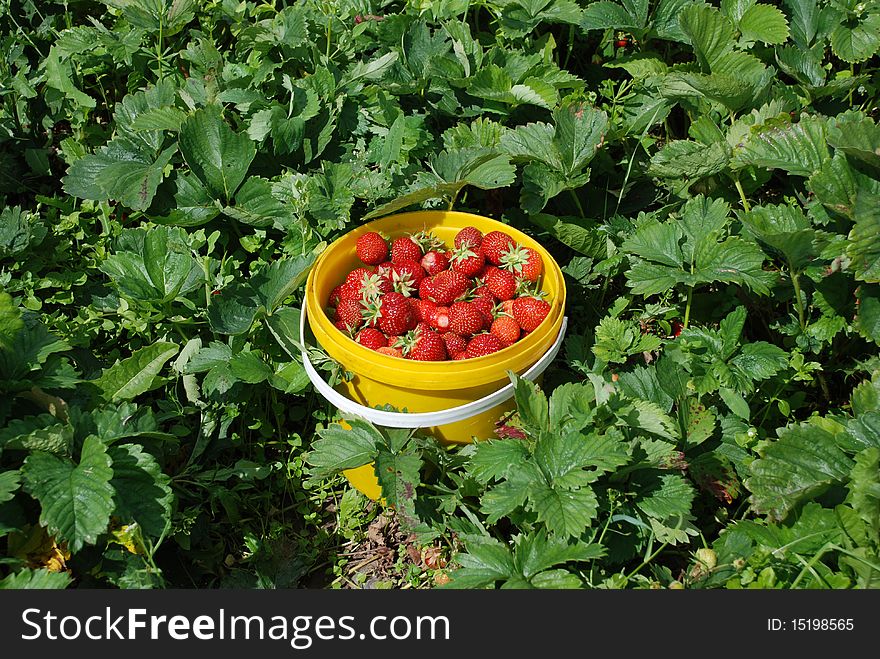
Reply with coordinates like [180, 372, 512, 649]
[622, 195, 773, 298]
[21, 436, 115, 553]
[363, 147, 514, 220]
[445, 530, 603, 589]
[500, 101, 608, 214]
[99, 226, 204, 309]
[179, 104, 257, 202]
[746, 423, 855, 521]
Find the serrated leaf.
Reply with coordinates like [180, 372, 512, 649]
[0, 470, 20, 503]
[847, 193, 880, 283]
[684, 398, 717, 446]
[617, 365, 674, 412]
[732, 114, 830, 176]
[482, 478, 532, 523]
[619, 400, 677, 440]
[649, 140, 730, 179]
[746, 423, 854, 520]
[730, 341, 789, 382]
[129, 106, 188, 132]
[739, 203, 817, 272]
[95, 342, 179, 402]
[830, 13, 880, 63]
[848, 447, 880, 533]
[307, 419, 381, 478]
[515, 530, 604, 579]
[720, 387, 751, 420]
[828, 112, 880, 169]
[448, 538, 515, 588]
[22, 436, 114, 553]
[530, 483, 599, 538]
[580, 1, 644, 31]
[253, 253, 316, 312]
[592, 316, 662, 363]
[108, 444, 172, 538]
[679, 3, 736, 70]
[636, 473, 696, 519]
[179, 105, 256, 200]
[469, 439, 531, 484]
[513, 374, 549, 433]
[374, 449, 421, 514]
[739, 4, 790, 44]
[0, 568, 72, 590]
[856, 285, 880, 344]
[527, 214, 605, 258]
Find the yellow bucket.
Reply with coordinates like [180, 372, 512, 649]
[301, 211, 567, 500]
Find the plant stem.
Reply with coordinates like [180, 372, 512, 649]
[156, 14, 164, 81]
[734, 176, 751, 213]
[790, 268, 806, 332]
[683, 286, 694, 329]
[447, 186, 463, 211]
[625, 540, 669, 581]
[569, 188, 586, 217]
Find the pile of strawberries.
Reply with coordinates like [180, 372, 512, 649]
[324, 226, 551, 361]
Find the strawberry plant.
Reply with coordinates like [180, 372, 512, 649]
[1, 0, 879, 590]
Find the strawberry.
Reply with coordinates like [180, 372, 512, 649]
[358, 271, 393, 299]
[491, 316, 520, 347]
[356, 231, 388, 265]
[391, 235, 423, 263]
[391, 259, 426, 292]
[356, 327, 388, 350]
[454, 226, 483, 251]
[470, 296, 495, 329]
[467, 333, 504, 357]
[408, 298, 436, 323]
[345, 266, 376, 289]
[395, 326, 448, 361]
[486, 268, 518, 301]
[500, 245, 543, 282]
[335, 319, 355, 332]
[448, 302, 484, 336]
[481, 230, 515, 265]
[452, 351, 470, 361]
[419, 270, 469, 305]
[376, 346, 404, 358]
[442, 332, 468, 357]
[335, 298, 365, 330]
[327, 285, 344, 307]
[500, 299, 515, 316]
[450, 242, 485, 278]
[428, 306, 450, 331]
[368, 292, 416, 336]
[421, 250, 450, 276]
[512, 296, 550, 332]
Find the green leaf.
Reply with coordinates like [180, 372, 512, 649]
[374, 449, 422, 513]
[679, 3, 736, 70]
[636, 473, 696, 519]
[827, 111, 880, 170]
[179, 105, 256, 200]
[44, 47, 95, 108]
[848, 447, 880, 533]
[746, 423, 855, 520]
[739, 203, 817, 272]
[94, 342, 179, 402]
[469, 439, 531, 484]
[107, 444, 173, 538]
[229, 352, 273, 384]
[0, 206, 47, 258]
[448, 538, 515, 588]
[265, 307, 303, 360]
[253, 253, 317, 312]
[592, 316, 662, 363]
[129, 106, 188, 132]
[830, 13, 880, 63]
[530, 483, 599, 538]
[307, 419, 381, 478]
[580, 1, 644, 31]
[515, 530, 604, 578]
[527, 214, 605, 258]
[513, 374, 549, 433]
[0, 568, 72, 590]
[738, 4, 790, 44]
[720, 387, 751, 420]
[63, 140, 176, 211]
[0, 470, 21, 503]
[856, 285, 880, 345]
[649, 140, 730, 180]
[730, 342, 789, 382]
[22, 436, 115, 552]
[732, 114, 830, 176]
[847, 194, 880, 283]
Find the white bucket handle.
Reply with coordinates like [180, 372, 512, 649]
[299, 301, 568, 428]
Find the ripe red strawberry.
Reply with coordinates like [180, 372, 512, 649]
[486, 268, 518, 301]
[419, 270, 469, 305]
[359, 271, 393, 299]
[450, 242, 485, 277]
[409, 298, 437, 324]
[392, 259, 425, 285]
[500, 245, 543, 282]
[442, 332, 468, 357]
[376, 346, 403, 358]
[470, 295, 495, 320]
[467, 333, 503, 357]
[335, 319, 355, 332]
[372, 292, 416, 336]
[407, 328, 447, 361]
[491, 316, 520, 347]
[421, 250, 450, 276]
[356, 231, 388, 265]
[452, 351, 470, 361]
[454, 226, 483, 251]
[356, 327, 388, 350]
[391, 236, 423, 263]
[500, 299, 515, 316]
[345, 266, 376, 289]
[448, 302, 484, 336]
[512, 296, 550, 332]
[335, 298, 364, 330]
[428, 306, 450, 331]
[481, 231, 515, 265]
[327, 285, 344, 307]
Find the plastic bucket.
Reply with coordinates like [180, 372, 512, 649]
[301, 210, 567, 499]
